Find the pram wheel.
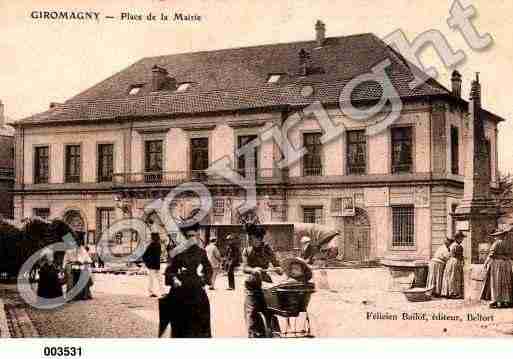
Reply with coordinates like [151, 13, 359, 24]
[258, 312, 280, 338]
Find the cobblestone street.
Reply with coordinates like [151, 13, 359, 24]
[3, 268, 513, 338]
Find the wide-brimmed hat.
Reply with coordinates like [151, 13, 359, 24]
[489, 226, 512, 237]
[281, 257, 313, 282]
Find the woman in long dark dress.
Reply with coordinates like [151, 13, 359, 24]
[37, 253, 63, 300]
[481, 227, 513, 308]
[166, 221, 213, 338]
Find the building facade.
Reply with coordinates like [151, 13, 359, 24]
[13, 23, 503, 264]
[0, 100, 15, 219]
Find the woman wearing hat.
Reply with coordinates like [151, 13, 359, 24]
[242, 223, 283, 337]
[225, 234, 240, 290]
[426, 237, 453, 297]
[164, 220, 213, 337]
[441, 231, 465, 299]
[480, 227, 513, 308]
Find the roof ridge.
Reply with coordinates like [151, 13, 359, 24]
[141, 33, 376, 61]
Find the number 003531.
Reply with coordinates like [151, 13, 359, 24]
[43, 346, 82, 357]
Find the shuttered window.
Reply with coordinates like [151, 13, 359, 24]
[303, 133, 322, 176]
[347, 130, 366, 174]
[34, 146, 49, 184]
[65, 145, 81, 183]
[98, 144, 114, 182]
[391, 127, 413, 173]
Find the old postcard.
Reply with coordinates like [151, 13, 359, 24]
[1, 0, 513, 349]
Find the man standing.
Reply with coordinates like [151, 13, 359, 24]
[143, 218, 163, 298]
[225, 235, 240, 290]
[205, 237, 222, 290]
[241, 224, 282, 337]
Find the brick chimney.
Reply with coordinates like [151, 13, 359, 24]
[151, 65, 169, 92]
[298, 49, 311, 76]
[0, 100, 4, 127]
[451, 70, 462, 98]
[315, 20, 326, 47]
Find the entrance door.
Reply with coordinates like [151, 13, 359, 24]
[343, 208, 370, 262]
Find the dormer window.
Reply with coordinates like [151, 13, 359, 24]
[176, 83, 192, 92]
[128, 85, 143, 95]
[267, 74, 282, 83]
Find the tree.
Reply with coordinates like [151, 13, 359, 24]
[496, 172, 513, 217]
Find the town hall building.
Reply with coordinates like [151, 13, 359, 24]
[12, 22, 503, 265]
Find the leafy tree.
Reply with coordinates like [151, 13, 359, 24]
[496, 172, 513, 216]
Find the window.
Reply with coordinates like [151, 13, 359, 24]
[190, 137, 209, 180]
[392, 206, 415, 247]
[303, 206, 323, 224]
[451, 126, 459, 175]
[33, 208, 50, 220]
[267, 74, 281, 83]
[303, 132, 322, 176]
[347, 130, 366, 174]
[391, 127, 413, 173]
[96, 207, 115, 240]
[65, 145, 81, 183]
[213, 198, 225, 216]
[98, 144, 114, 182]
[145, 140, 163, 183]
[34, 146, 49, 184]
[128, 85, 143, 95]
[176, 83, 191, 92]
[237, 135, 258, 177]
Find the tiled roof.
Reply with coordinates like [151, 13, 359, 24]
[20, 33, 456, 124]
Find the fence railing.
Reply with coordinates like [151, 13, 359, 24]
[113, 168, 287, 186]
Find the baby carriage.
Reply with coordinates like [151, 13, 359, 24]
[258, 258, 316, 338]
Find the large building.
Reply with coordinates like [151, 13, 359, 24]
[13, 22, 503, 264]
[0, 100, 15, 219]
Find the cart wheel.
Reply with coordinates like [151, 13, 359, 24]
[269, 315, 281, 338]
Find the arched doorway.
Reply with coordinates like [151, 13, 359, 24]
[343, 208, 371, 262]
[63, 209, 86, 243]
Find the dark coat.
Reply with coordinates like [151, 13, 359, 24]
[37, 263, 63, 299]
[164, 244, 212, 338]
[226, 244, 241, 267]
[143, 241, 162, 270]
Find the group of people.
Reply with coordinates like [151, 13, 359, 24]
[427, 231, 466, 299]
[36, 241, 94, 302]
[427, 226, 513, 308]
[142, 220, 241, 298]
[143, 215, 284, 338]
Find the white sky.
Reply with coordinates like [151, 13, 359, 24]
[1, 0, 512, 173]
